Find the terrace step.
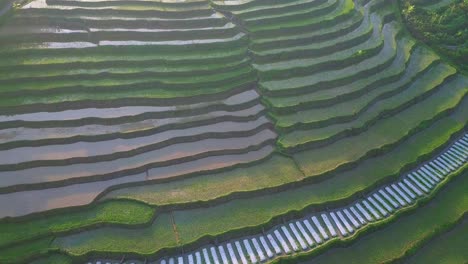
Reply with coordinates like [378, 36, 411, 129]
[86, 134, 468, 264]
[232, 0, 329, 20]
[254, 17, 384, 83]
[278, 54, 452, 151]
[251, 7, 373, 66]
[249, 10, 363, 51]
[260, 21, 399, 96]
[0, 144, 275, 218]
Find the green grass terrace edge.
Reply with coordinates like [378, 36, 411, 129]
[271, 166, 468, 264]
[0, 101, 465, 254]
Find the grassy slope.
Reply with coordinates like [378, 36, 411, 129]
[293, 73, 465, 176]
[0, 237, 53, 264]
[51, 99, 467, 257]
[294, 168, 468, 264]
[0, 200, 155, 248]
[54, 213, 176, 256]
[404, 217, 468, 264]
[102, 154, 305, 205]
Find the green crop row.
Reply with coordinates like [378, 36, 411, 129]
[403, 217, 468, 264]
[0, 200, 155, 249]
[293, 74, 466, 176]
[277, 59, 452, 151]
[274, 167, 468, 264]
[48, 100, 466, 259]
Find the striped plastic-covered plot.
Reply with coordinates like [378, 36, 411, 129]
[439, 156, 455, 172]
[362, 200, 381, 220]
[242, 239, 257, 264]
[431, 160, 449, 174]
[294, 221, 315, 247]
[450, 145, 467, 157]
[424, 164, 445, 179]
[378, 189, 399, 209]
[428, 161, 446, 174]
[187, 254, 194, 264]
[442, 151, 461, 164]
[266, 234, 282, 255]
[321, 213, 338, 237]
[259, 236, 274, 258]
[455, 142, 468, 152]
[453, 147, 467, 160]
[273, 230, 291, 254]
[453, 142, 468, 152]
[445, 150, 464, 164]
[448, 146, 466, 164]
[195, 252, 202, 264]
[455, 140, 468, 149]
[355, 203, 374, 222]
[439, 155, 458, 170]
[329, 212, 348, 236]
[372, 193, 393, 213]
[416, 170, 437, 186]
[218, 245, 229, 264]
[384, 186, 407, 206]
[210, 247, 221, 264]
[420, 166, 442, 181]
[462, 141, 468, 149]
[402, 179, 424, 196]
[437, 157, 454, 171]
[178, 256, 184, 264]
[450, 143, 467, 159]
[448, 145, 466, 157]
[288, 223, 308, 250]
[336, 211, 354, 233]
[457, 144, 468, 153]
[407, 174, 430, 193]
[441, 153, 461, 167]
[440, 155, 457, 170]
[349, 206, 367, 225]
[419, 168, 440, 183]
[280, 226, 300, 252]
[457, 139, 468, 148]
[393, 182, 416, 200]
[343, 208, 361, 228]
[203, 248, 212, 264]
[367, 196, 388, 216]
[226, 243, 239, 264]
[453, 144, 468, 156]
[412, 172, 434, 189]
[311, 216, 329, 241]
[251, 237, 266, 262]
[234, 241, 248, 264]
[459, 137, 468, 144]
[303, 219, 323, 244]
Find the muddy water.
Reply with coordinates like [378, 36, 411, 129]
[0, 128, 276, 187]
[0, 90, 258, 123]
[0, 104, 264, 145]
[0, 145, 274, 218]
[0, 116, 270, 165]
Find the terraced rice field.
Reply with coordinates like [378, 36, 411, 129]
[0, 0, 466, 263]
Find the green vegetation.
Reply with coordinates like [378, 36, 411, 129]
[0, 200, 155, 248]
[53, 100, 467, 257]
[0, 0, 466, 262]
[54, 213, 176, 257]
[405, 217, 468, 264]
[400, 0, 468, 71]
[0, 237, 54, 264]
[293, 169, 468, 264]
[103, 154, 304, 205]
